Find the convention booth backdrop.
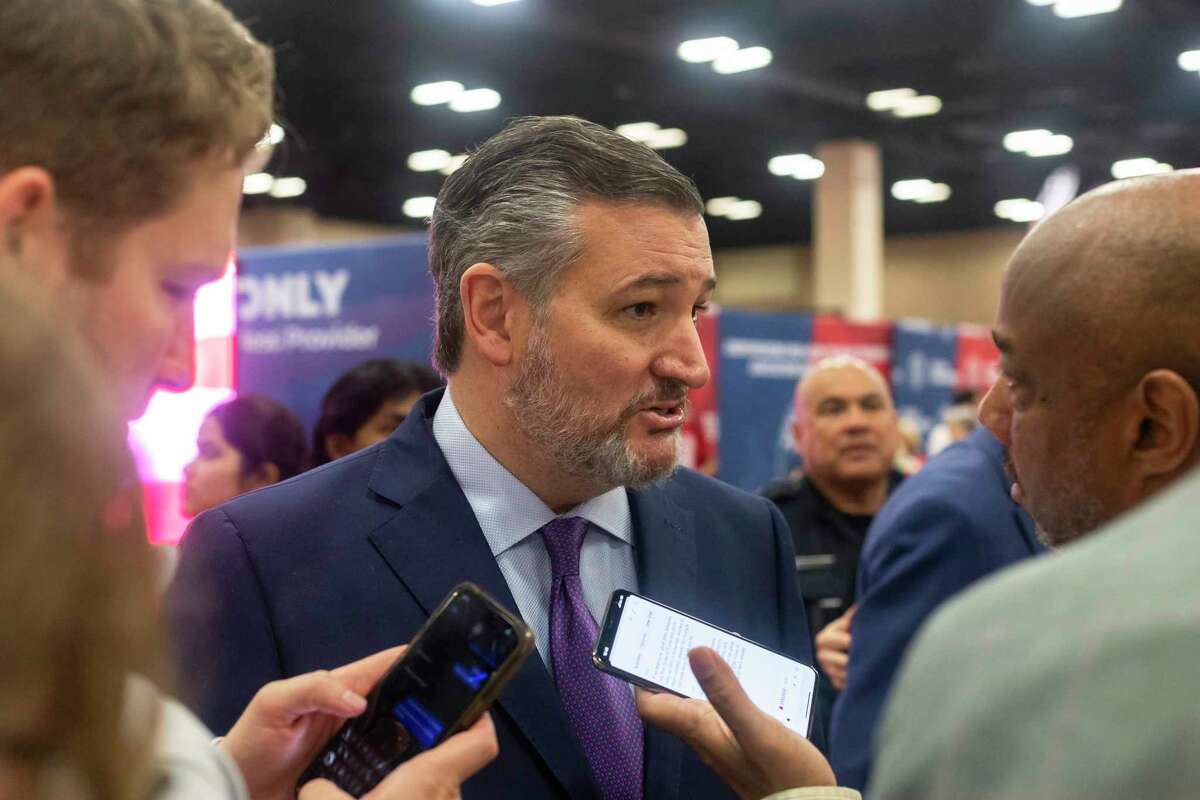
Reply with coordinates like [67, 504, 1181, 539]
[130, 240, 998, 543]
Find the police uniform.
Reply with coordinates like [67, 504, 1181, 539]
[761, 469, 903, 741]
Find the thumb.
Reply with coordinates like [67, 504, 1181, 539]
[298, 778, 350, 799]
[687, 647, 766, 745]
[382, 713, 499, 790]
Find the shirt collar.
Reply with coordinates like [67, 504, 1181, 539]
[431, 386, 633, 558]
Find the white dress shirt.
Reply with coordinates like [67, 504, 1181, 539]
[432, 387, 639, 667]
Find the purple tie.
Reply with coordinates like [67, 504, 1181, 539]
[541, 516, 643, 800]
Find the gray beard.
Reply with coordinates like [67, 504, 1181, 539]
[1033, 496, 1108, 550]
[503, 322, 684, 492]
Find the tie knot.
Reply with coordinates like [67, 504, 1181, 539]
[540, 516, 589, 578]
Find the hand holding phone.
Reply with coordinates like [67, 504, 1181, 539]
[636, 647, 837, 800]
[593, 591, 817, 738]
[299, 583, 533, 797]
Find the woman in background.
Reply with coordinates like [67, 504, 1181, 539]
[183, 395, 308, 518]
[311, 359, 442, 466]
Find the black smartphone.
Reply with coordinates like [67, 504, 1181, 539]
[299, 583, 534, 797]
[593, 590, 817, 738]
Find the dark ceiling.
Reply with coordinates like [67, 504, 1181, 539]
[228, 0, 1200, 248]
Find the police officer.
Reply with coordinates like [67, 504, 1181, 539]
[761, 356, 902, 739]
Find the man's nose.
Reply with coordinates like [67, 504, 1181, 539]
[156, 305, 196, 392]
[653, 318, 710, 390]
[977, 379, 1011, 446]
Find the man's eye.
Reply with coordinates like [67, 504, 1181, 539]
[692, 303, 710, 321]
[625, 302, 656, 319]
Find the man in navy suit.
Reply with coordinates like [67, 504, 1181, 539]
[826, 427, 1046, 789]
[166, 115, 814, 800]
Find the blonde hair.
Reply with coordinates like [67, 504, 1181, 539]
[0, 0, 275, 276]
[0, 277, 162, 800]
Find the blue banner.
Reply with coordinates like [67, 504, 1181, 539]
[889, 319, 959, 440]
[716, 309, 814, 492]
[235, 237, 436, 432]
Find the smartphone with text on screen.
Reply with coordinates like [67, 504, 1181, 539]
[593, 590, 817, 738]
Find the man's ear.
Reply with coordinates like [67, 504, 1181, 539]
[460, 262, 522, 368]
[1129, 369, 1200, 482]
[790, 419, 807, 454]
[0, 167, 63, 272]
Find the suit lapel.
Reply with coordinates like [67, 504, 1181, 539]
[630, 481, 697, 800]
[366, 391, 598, 799]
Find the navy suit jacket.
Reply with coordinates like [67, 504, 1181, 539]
[166, 390, 815, 800]
[827, 428, 1045, 791]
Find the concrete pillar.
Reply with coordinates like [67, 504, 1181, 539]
[813, 140, 884, 320]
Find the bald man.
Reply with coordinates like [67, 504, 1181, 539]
[637, 172, 1200, 800]
[761, 356, 902, 738]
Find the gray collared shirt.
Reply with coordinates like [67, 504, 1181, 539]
[432, 388, 639, 667]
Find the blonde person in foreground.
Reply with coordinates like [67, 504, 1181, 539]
[640, 171, 1200, 799]
[0, 0, 497, 797]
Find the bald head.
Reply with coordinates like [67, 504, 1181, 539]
[980, 171, 1200, 547]
[1003, 170, 1200, 399]
[791, 356, 898, 500]
[794, 356, 891, 423]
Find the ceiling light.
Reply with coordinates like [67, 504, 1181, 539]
[268, 177, 306, 199]
[712, 46, 773, 74]
[768, 153, 825, 181]
[914, 183, 952, 203]
[407, 149, 452, 172]
[893, 95, 943, 118]
[1111, 158, 1173, 179]
[995, 198, 1046, 223]
[866, 88, 917, 111]
[705, 196, 761, 221]
[647, 128, 688, 149]
[1052, 0, 1121, 18]
[440, 154, 469, 175]
[471, 0, 520, 5]
[1004, 128, 1072, 157]
[615, 122, 662, 142]
[891, 179, 951, 203]
[1179, 50, 1200, 72]
[242, 172, 273, 195]
[866, 88, 942, 118]
[677, 36, 739, 63]
[1024, 0, 1056, 5]
[724, 200, 763, 221]
[615, 122, 687, 150]
[705, 196, 740, 216]
[410, 81, 465, 106]
[1004, 129, 1053, 152]
[1024, 134, 1073, 157]
[403, 196, 437, 219]
[448, 88, 501, 112]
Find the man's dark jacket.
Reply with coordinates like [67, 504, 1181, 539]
[166, 390, 818, 800]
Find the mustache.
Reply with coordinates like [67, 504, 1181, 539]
[623, 380, 690, 415]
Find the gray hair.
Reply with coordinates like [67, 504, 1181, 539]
[428, 115, 704, 374]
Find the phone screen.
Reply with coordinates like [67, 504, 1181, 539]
[381, 589, 521, 748]
[603, 593, 816, 737]
[301, 585, 532, 797]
